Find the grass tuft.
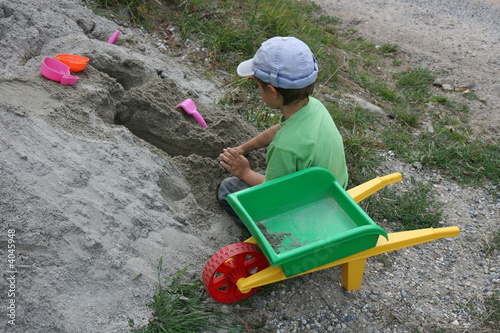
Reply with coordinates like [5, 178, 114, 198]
[362, 179, 444, 231]
[130, 259, 224, 333]
[394, 67, 435, 102]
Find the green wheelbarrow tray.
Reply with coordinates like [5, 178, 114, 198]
[227, 167, 389, 277]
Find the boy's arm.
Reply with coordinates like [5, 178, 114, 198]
[236, 124, 280, 154]
[236, 169, 265, 187]
[219, 148, 265, 186]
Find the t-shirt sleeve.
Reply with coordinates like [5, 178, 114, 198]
[265, 147, 299, 182]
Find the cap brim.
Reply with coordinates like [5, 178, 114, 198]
[237, 59, 255, 77]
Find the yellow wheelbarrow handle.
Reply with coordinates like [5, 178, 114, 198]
[240, 226, 460, 293]
[347, 172, 403, 203]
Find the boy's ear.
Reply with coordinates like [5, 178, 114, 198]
[267, 84, 279, 97]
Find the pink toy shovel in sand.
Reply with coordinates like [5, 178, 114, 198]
[107, 30, 121, 44]
[40, 57, 79, 85]
[176, 99, 208, 128]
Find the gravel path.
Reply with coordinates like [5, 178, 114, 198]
[314, 0, 500, 140]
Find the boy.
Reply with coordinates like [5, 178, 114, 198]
[217, 36, 348, 225]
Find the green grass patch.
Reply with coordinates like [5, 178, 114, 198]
[378, 43, 400, 55]
[327, 103, 382, 184]
[362, 180, 444, 231]
[86, 0, 155, 24]
[129, 260, 225, 333]
[392, 106, 420, 127]
[168, 0, 337, 72]
[353, 72, 401, 102]
[394, 67, 435, 102]
[484, 230, 500, 256]
[384, 125, 500, 185]
[484, 290, 500, 328]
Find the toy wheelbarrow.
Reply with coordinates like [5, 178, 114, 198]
[202, 167, 460, 303]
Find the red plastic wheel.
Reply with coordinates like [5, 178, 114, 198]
[202, 242, 270, 303]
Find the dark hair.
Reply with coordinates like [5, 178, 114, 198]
[255, 78, 315, 106]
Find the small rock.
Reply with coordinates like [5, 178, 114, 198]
[433, 78, 445, 86]
[346, 94, 386, 115]
[442, 84, 454, 92]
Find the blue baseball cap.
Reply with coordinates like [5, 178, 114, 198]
[237, 36, 318, 89]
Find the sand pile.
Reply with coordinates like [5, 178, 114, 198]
[0, 0, 261, 331]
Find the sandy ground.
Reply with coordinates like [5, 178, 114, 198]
[0, 0, 498, 332]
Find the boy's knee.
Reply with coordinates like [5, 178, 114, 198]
[217, 176, 246, 201]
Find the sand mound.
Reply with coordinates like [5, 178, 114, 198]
[0, 0, 261, 331]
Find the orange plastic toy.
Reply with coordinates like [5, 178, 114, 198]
[54, 54, 90, 72]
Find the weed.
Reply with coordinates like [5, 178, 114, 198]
[383, 115, 499, 186]
[445, 100, 470, 114]
[376, 253, 394, 268]
[394, 67, 435, 102]
[169, 0, 333, 71]
[327, 103, 382, 184]
[342, 128, 382, 185]
[392, 106, 420, 127]
[239, 105, 281, 130]
[378, 43, 400, 55]
[87, 0, 154, 23]
[484, 290, 500, 328]
[432, 95, 449, 105]
[129, 259, 225, 333]
[456, 292, 500, 330]
[483, 230, 500, 255]
[362, 179, 443, 231]
[353, 73, 401, 102]
[414, 132, 499, 184]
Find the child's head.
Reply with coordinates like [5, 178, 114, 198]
[237, 36, 318, 105]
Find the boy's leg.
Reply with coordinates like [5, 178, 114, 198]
[216, 176, 251, 226]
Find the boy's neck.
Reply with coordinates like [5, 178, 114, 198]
[281, 97, 309, 120]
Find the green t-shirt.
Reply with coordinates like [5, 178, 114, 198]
[265, 97, 348, 187]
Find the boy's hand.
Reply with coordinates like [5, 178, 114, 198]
[219, 147, 250, 179]
[233, 145, 246, 155]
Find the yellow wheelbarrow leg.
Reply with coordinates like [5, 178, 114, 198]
[341, 258, 367, 291]
[239, 226, 460, 293]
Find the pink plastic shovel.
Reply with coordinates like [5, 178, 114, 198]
[107, 30, 121, 44]
[40, 57, 79, 85]
[176, 99, 208, 128]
